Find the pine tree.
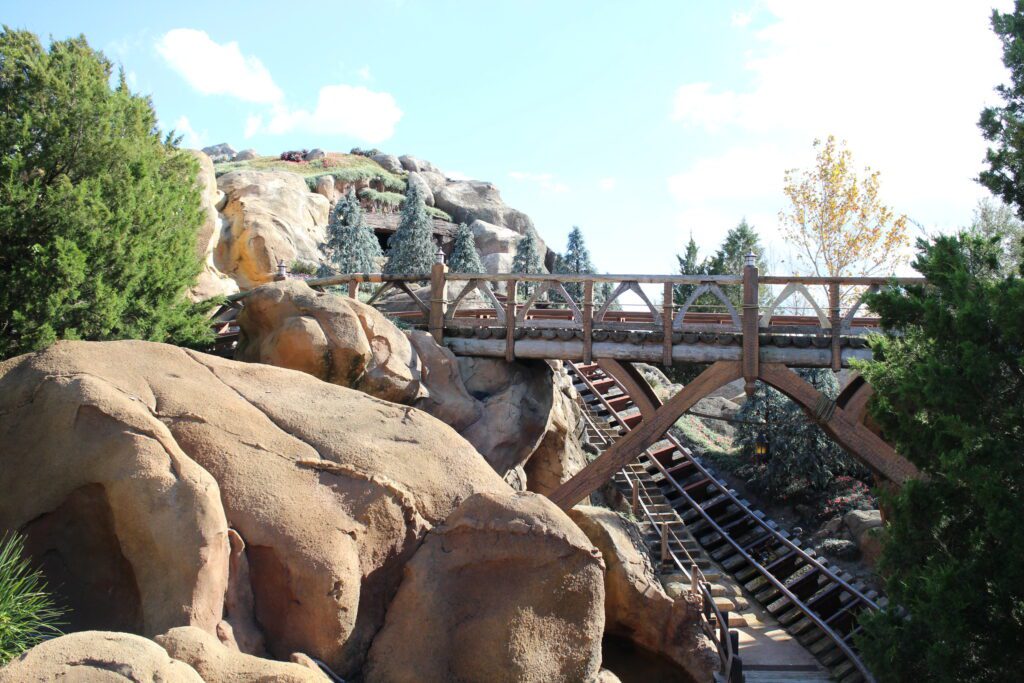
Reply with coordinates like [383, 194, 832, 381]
[558, 226, 596, 301]
[447, 223, 483, 273]
[674, 234, 705, 305]
[321, 188, 383, 274]
[980, 3, 1024, 218]
[0, 29, 212, 359]
[384, 181, 436, 275]
[512, 228, 546, 296]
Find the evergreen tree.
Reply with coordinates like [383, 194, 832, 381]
[321, 188, 383, 274]
[447, 223, 483, 273]
[980, 2, 1024, 218]
[855, 232, 1024, 681]
[674, 234, 706, 305]
[674, 220, 768, 311]
[0, 29, 212, 360]
[734, 369, 865, 498]
[512, 228, 546, 296]
[559, 226, 596, 301]
[384, 181, 436, 275]
[968, 197, 1024, 273]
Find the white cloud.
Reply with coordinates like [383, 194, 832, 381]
[731, 10, 753, 27]
[263, 85, 403, 143]
[668, 1, 1014, 262]
[156, 29, 283, 104]
[172, 115, 205, 148]
[508, 171, 569, 193]
[244, 114, 263, 139]
[598, 177, 617, 191]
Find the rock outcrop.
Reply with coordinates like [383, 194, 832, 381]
[155, 627, 329, 682]
[215, 170, 330, 288]
[365, 491, 606, 683]
[186, 150, 238, 302]
[0, 632, 204, 683]
[568, 506, 718, 683]
[202, 142, 236, 163]
[235, 280, 423, 404]
[0, 340, 507, 676]
[523, 364, 588, 496]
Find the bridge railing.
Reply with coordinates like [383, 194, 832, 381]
[304, 267, 926, 370]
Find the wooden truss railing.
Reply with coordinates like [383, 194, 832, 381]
[305, 265, 924, 379]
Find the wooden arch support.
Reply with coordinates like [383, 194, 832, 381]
[596, 359, 659, 421]
[549, 361, 920, 511]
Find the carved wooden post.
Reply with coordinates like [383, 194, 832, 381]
[662, 282, 674, 367]
[690, 564, 701, 598]
[742, 255, 759, 397]
[505, 280, 518, 362]
[829, 281, 841, 372]
[429, 262, 448, 344]
[348, 278, 359, 299]
[583, 281, 594, 364]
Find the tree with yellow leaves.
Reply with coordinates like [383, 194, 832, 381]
[779, 136, 909, 291]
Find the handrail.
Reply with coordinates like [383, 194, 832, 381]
[571, 361, 877, 682]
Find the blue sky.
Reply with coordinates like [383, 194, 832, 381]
[4, 0, 1013, 276]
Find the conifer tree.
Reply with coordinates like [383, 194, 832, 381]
[0, 29, 212, 359]
[558, 226, 596, 301]
[321, 188, 382, 274]
[384, 182, 436, 275]
[674, 234, 705, 305]
[512, 228, 546, 296]
[447, 223, 484, 273]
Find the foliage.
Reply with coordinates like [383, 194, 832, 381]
[384, 181, 436, 275]
[0, 29, 213, 359]
[512, 228, 546, 296]
[968, 197, 1024, 273]
[780, 136, 909, 293]
[425, 205, 452, 221]
[674, 220, 768, 309]
[979, 2, 1024, 218]
[359, 188, 405, 212]
[350, 147, 381, 157]
[289, 260, 318, 276]
[321, 188, 383, 274]
[0, 533, 64, 665]
[280, 149, 307, 162]
[557, 226, 596, 301]
[734, 369, 867, 500]
[216, 156, 406, 192]
[448, 223, 483, 273]
[854, 232, 1024, 682]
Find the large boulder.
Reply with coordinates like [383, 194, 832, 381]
[235, 148, 258, 161]
[202, 142, 236, 163]
[371, 153, 403, 173]
[434, 180, 537, 238]
[0, 340, 507, 676]
[0, 631, 203, 683]
[523, 364, 588, 496]
[304, 148, 326, 161]
[156, 626, 329, 682]
[235, 281, 423, 404]
[471, 218, 521, 257]
[365, 491, 606, 683]
[314, 174, 340, 205]
[186, 150, 239, 302]
[215, 170, 330, 289]
[418, 170, 447, 195]
[568, 507, 718, 682]
[407, 171, 435, 206]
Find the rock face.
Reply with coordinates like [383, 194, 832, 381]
[471, 218, 521, 257]
[235, 148, 258, 161]
[156, 627, 328, 682]
[0, 340, 507, 676]
[435, 180, 537, 239]
[407, 171, 435, 206]
[371, 153, 403, 173]
[314, 174, 340, 204]
[568, 507, 718, 683]
[0, 631, 204, 683]
[215, 170, 330, 289]
[365, 491, 606, 683]
[186, 150, 238, 302]
[235, 281, 423, 404]
[523, 364, 588, 496]
[202, 142, 236, 163]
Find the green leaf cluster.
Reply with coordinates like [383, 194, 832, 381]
[0, 28, 211, 359]
[980, 2, 1024, 218]
[855, 232, 1024, 681]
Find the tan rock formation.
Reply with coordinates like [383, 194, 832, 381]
[524, 363, 588, 496]
[156, 626, 329, 682]
[0, 631, 203, 683]
[0, 340, 506, 676]
[186, 149, 238, 302]
[236, 280, 423, 404]
[568, 506, 718, 683]
[365, 491, 606, 683]
[215, 170, 330, 289]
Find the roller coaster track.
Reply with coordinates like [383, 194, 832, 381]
[567, 360, 884, 683]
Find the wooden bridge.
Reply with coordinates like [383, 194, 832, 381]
[299, 261, 923, 497]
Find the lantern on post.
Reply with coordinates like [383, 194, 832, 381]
[435, 243, 445, 264]
[274, 259, 288, 281]
[755, 432, 770, 463]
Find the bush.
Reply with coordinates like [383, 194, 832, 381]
[0, 29, 214, 359]
[0, 533, 64, 665]
[280, 149, 307, 162]
[425, 206, 452, 221]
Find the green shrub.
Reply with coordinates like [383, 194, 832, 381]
[0, 533, 64, 665]
[425, 206, 452, 222]
[359, 188, 406, 211]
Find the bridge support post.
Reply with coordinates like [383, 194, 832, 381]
[429, 262, 448, 344]
[742, 255, 759, 397]
[829, 282, 841, 372]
